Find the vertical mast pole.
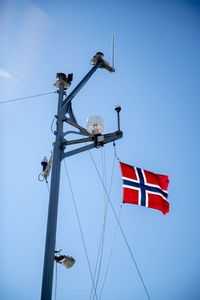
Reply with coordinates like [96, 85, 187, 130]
[40, 54, 117, 299]
[41, 79, 65, 300]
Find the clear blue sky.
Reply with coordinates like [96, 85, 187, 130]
[1, 0, 200, 299]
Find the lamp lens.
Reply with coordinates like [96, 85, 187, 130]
[87, 116, 104, 134]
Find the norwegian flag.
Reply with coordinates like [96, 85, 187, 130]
[120, 162, 169, 214]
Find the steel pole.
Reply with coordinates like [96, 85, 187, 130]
[41, 82, 65, 300]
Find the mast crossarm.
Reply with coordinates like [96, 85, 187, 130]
[63, 130, 90, 137]
[63, 136, 93, 146]
[62, 143, 95, 159]
[102, 130, 123, 144]
[61, 130, 123, 160]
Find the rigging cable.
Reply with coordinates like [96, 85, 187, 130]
[46, 181, 50, 194]
[88, 149, 151, 300]
[51, 116, 56, 134]
[0, 91, 56, 104]
[90, 216, 106, 300]
[90, 143, 122, 299]
[101, 147, 107, 209]
[99, 142, 122, 299]
[99, 205, 122, 300]
[94, 148, 107, 294]
[99, 149, 122, 299]
[90, 148, 108, 300]
[89, 150, 116, 300]
[63, 160, 99, 300]
[113, 141, 120, 162]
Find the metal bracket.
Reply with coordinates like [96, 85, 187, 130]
[61, 63, 100, 117]
[61, 130, 123, 160]
[62, 101, 90, 137]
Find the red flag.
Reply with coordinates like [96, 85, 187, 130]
[120, 162, 169, 214]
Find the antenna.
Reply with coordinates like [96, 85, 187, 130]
[112, 35, 115, 70]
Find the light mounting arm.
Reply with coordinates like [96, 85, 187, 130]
[61, 52, 115, 118]
[61, 63, 100, 117]
[61, 130, 123, 160]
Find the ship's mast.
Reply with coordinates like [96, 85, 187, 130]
[40, 53, 123, 300]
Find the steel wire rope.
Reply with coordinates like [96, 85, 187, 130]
[102, 147, 107, 210]
[98, 149, 122, 299]
[113, 141, 120, 162]
[0, 91, 56, 104]
[93, 148, 107, 297]
[89, 150, 117, 300]
[90, 215, 106, 300]
[46, 181, 50, 194]
[90, 148, 108, 300]
[89, 154, 105, 300]
[63, 160, 99, 300]
[51, 116, 56, 134]
[93, 148, 120, 300]
[99, 205, 122, 300]
[88, 150, 151, 300]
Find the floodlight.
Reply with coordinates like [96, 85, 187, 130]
[54, 254, 75, 269]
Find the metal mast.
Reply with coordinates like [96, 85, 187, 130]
[40, 52, 123, 300]
[40, 75, 65, 300]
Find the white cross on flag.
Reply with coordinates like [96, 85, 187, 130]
[120, 162, 169, 214]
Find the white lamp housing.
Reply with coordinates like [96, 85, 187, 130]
[62, 255, 75, 269]
[55, 254, 76, 269]
[87, 116, 104, 135]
